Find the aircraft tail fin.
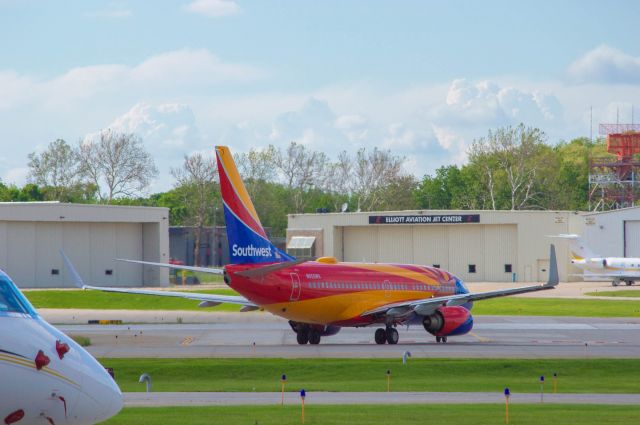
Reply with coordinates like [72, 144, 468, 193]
[60, 250, 88, 289]
[549, 234, 598, 260]
[215, 146, 294, 264]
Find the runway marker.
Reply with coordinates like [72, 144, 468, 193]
[469, 332, 491, 343]
[180, 336, 194, 346]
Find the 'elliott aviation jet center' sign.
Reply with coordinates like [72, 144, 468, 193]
[368, 214, 481, 225]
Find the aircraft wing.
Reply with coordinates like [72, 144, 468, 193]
[78, 285, 257, 308]
[61, 251, 257, 309]
[115, 259, 224, 275]
[363, 244, 559, 318]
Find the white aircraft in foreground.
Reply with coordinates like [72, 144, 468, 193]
[0, 269, 123, 424]
[553, 234, 639, 286]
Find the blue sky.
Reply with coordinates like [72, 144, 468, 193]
[1, 0, 640, 192]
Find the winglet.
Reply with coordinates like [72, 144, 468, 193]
[546, 244, 559, 287]
[60, 250, 87, 289]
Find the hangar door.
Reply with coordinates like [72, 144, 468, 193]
[624, 221, 640, 257]
[342, 224, 517, 282]
[343, 227, 379, 262]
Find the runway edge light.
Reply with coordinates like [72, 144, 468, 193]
[281, 374, 287, 406]
[504, 388, 510, 424]
[539, 375, 545, 403]
[300, 389, 306, 424]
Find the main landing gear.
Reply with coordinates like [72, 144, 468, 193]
[295, 325, 322, 345]
[435, 336, 448, 343]
[374, 327, 399, 345]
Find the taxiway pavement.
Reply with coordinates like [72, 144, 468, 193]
[58, 315, 640, 358]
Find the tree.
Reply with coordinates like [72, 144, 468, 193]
[468, 124, 549, 210]
[275, 142, 328, 212]
[351, 147, 405, 211]
[171, 153, 219, 266]
[78, 130, 158, 203]
[27, 139, 82, 201]
[234, 145, 278, 199]
[323, 150, 353, 211]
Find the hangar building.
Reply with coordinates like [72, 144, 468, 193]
[0, 202, 169, 288]
[581, 207, 640, 258]
[287, 208, 640, 283]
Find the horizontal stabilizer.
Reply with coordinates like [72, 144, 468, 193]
[115, 259, 224, 275]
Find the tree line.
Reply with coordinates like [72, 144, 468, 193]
[14, 124, 612, 238]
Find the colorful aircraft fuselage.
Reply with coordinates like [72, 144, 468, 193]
[227, 261, 467, 326]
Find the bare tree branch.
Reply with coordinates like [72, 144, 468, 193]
[78, 130, 158, 203]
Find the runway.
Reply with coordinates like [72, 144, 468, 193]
[124, 391, 640, 406]
[58, 315, 640, 358]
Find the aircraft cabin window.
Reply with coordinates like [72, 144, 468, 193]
[504, 264, 513, 273]
[468, 264, 477, 273]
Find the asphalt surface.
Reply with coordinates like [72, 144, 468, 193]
[58, 315, 640, 358]
[123, 391, 640, 406]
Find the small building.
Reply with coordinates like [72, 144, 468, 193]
[168, 226, 286, 267]
[0, 202, 169, 288]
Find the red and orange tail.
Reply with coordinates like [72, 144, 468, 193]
[215, 146, 293, 264]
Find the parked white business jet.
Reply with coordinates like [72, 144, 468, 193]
[553, 234, 639, 286]
[0, 270, 123, 424]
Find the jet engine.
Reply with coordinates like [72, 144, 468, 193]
[585, 258, 606, 269]
[422, 306, 473, 337]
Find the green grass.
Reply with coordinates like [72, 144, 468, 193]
[586, 290, 640, 298]
[472, 297, 640, 317]
[71, 335, 91, 346]
[24, 289, 242, 311]
[99, 404, 640, 425]
[191, 271, 225, 284]
[99, 358, 640, 394]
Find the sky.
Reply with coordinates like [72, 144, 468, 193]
[1, 0, 640, 192]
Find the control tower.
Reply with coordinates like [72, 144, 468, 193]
[589, 123, 640, 210]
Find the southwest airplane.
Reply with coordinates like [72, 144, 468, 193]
[554, 234, 638, 286]
[74, 146, 559, 345]
[0, 270, 122, 424]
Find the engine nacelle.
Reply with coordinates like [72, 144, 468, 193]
[422, 306, 473, 337]
[585, 258, 606, 269]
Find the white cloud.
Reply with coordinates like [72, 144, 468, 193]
[411, 78, 569, 166]
[131, 49, 262, 87]
[107, 103, 200, 148]
[568, 45, 640, 84]
[184, 0, 240, 17]
[0, 49, 262, 114]
[335, 114, 369, 142]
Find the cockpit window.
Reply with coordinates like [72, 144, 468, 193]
[0, 275, 35, 315]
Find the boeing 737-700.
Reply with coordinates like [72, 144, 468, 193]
[66, 146, 559, 345]
[0, 270, 122, 424]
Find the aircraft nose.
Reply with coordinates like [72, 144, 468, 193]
[72, 368, 123, 424]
